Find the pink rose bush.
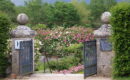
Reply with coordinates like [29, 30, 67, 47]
[53, 64, 84, 74]
[36, 26, 94, 71]
[36, 26, 94, 57]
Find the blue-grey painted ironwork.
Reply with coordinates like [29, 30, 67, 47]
[100, 38, 112, 51]
[19, 40, 33, 75]
[84, 40, 97, 78]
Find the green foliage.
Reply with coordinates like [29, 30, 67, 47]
[24, 0, 80, 28]
[16, 6, 27, 14]
[71, 0, 91, 25]
[15, 0, 118, 28]
[48, 56, 80, 71]
[90, 0, 117, 27]
[51, 2, 80, 28]
[34, 39, 43, 71]
[90, 0, 116, 20]
[35, 62, 47, 71]
[37, 27, 93, 58]
[64, 43, 83, 53]
[0, 13, 10, 77]
[0, 0, 16, 22]
[110, 2, 130, 77]
[64, 43, 83, 62]
[25, 0, 42, 24]
[32, 24, 47, 30]
[113, 77, 130, 80]
[39, 3, 54, 27]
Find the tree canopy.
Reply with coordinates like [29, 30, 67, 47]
[24, 0, 80, 28]
[0, 0, 16, 22]
[90, 0, 117, 27]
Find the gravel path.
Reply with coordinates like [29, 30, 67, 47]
[22, 74, 112, 80]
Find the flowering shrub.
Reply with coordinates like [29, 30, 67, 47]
[36, 26, 94, 57]
[53, 64, 84, 74]
[35, 26, 94, 71]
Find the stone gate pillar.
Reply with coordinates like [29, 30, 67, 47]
[10, 13, 36, 76]
[94, 12, 114, 77]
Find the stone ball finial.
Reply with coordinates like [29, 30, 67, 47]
[11, 13, 36, 38]
[17, 13, 29, 25]
[101, 12, 111, 24]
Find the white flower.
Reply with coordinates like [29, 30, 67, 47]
[59, 32, 62, 34]
[56, 32, 58, 33]
[50, 33, 53, 35]
[39, 41, 43, 45]
[66, 31, 70, 34]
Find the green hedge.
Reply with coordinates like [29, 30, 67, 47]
[110, 3, 130, 77]
[0, 12, 10, 77]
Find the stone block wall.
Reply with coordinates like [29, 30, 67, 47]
[96, 38, 114, 77]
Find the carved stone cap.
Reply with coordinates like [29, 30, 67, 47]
[93, 24, 111, 38]
[11, 25, 36, 38]
[11, 13, 36, 38]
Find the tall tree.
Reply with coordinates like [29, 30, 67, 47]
[71, 0, 91, 25]
[25, 0, 42, 24]
[52, 1, 80, 28]
[0, 0, 16, 22]
[24, 0, 80, 28]
[90, 0, 117, 27]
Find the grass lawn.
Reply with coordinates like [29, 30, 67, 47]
[113, 77, 130, 80]
[75, 70, 84, 74]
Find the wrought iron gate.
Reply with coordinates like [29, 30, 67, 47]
[84, 40, 97, 78]
[19, 40, 33, 75]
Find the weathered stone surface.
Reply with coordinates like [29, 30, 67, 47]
[17, 13, 29, 25]
[101, 12, 111, 24]
[93, 12, 114, 77]
[94, 12, 112, 38]
[97, 51, 114, 77]
[96, 38, 114, 77]
[94, 24, 111, 37]
[12, 51, 19, 74]
[11, 13, 35, 76]
[11, 25, 36, 38]
[11, 13, 36, 38]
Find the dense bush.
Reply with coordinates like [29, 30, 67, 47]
[0, 0, 16, 22]
[72, 0, 91, 25]
[111, 2, 130, 77]
[37, 27, 94, 58]
[25, 0, 80, 28]
[0, 13, 10, 77]
[50, 2, 80, 28]
[32, 24, 47, 30]
[48, 56, 80, 71]
[63, 43, 83, 62]
[36, 27, 94, 71]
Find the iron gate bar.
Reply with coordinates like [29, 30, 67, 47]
[84, 40, 97, 78]
[19, 40, 33, 75]
[85, 64, 97, 68]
